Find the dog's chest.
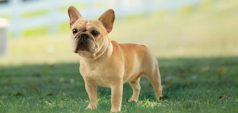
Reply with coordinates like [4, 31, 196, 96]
[80, 66, 111, 87]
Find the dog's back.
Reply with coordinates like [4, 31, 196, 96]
[111, 41, 159, 83]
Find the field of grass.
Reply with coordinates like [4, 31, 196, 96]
[0, 58, 238, 113]
[0, 0, 238, 113]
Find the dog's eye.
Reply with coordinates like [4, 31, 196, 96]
[72, 29, 78, 34]
[91, 30, 99, 36]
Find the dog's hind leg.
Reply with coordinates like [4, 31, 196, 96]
[147, 65, 163, 99]
[128, 73, 143, 102]
[128, 78, 141, 102]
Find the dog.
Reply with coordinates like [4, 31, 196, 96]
[68, 6, 163, 112]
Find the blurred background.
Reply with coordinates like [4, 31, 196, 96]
[0, 0, 238, 65]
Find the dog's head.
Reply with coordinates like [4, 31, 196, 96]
[68, 6, 115, 57]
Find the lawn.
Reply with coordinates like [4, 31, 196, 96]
[0, 0, 238, 113]
[0, 58, 238, 113]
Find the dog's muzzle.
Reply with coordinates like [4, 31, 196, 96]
[74, 33, 91, 52]
[78, 33, 89, 43]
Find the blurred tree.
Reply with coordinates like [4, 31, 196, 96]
[0, 0, 8, 4]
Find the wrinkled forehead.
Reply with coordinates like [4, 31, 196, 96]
[72, 19, 104, 31]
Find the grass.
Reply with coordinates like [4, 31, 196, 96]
[0, 0, 238, 112]
[0, 57, 238, 113]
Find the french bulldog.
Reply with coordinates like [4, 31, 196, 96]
[68, 6, 162, 112]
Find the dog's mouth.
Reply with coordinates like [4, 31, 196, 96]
[75, 40, 90, 52]
[72, 34, 98, 54]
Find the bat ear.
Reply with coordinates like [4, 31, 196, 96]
[98, 9, 115, 33]
[68, 6, 82, 29]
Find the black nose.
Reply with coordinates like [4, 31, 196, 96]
[79, 34, 89, 40]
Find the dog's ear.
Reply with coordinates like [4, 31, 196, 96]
[98, 9, 115, 33]
[68, 6, 82, 29]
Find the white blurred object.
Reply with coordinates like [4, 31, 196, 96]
[0, 18, 9, 56]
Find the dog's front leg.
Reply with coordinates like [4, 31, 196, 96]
[110, 82, 123, 112]
[85, 83, 97, 110]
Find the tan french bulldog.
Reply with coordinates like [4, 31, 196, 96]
[68, 6, 163, 112]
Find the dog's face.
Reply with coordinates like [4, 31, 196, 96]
[68, 6, 115, 57]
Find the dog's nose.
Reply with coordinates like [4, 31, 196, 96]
[79, 34, 89, 40]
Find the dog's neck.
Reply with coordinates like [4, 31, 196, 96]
[79, 37, 113, 63]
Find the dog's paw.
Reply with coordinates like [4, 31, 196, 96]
[110, 108, 121, 113]
[156, 92, 162, 99]
[128, 98, 138, 102]
[85, 104, 97, 110]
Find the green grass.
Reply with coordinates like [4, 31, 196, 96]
[0, 57, 238, 113]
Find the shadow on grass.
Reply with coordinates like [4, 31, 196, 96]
[0, 57, 238, 112]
